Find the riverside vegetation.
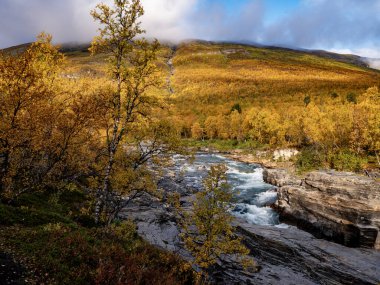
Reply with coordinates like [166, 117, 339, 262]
[1, 0, 380, 283]
[0, 0, 251, 283]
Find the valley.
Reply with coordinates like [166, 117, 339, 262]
[1, 1, 380, 283]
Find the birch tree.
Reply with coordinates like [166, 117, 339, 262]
[90, 0, 162, 223]
[181, 164, 254, 281]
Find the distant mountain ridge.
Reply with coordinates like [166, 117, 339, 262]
[201, 40, 372, 69]
[2, 40, 377, 70]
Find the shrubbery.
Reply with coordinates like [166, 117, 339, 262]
[328, 150, 367, 172]
[296, 148, 325, 172]
[0, 191, 194, 284]
[295, 148, 367, 173]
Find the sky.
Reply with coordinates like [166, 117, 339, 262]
[1, 0, 380, 59]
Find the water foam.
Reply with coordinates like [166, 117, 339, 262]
[254, 191, 278, 206]
[234, 204, 279, 225]
[171, 153, 280, 226]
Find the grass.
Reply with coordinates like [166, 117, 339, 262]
[182, 139, 265, 152]
[169, 42, 380, 118]
[0, 189, 194, 284]
[62, 40, 380, 120]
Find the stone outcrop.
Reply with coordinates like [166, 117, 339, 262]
[235, 222, 380, 285]
[264, 169, 380, 249]
[262, 168, 301, 187]
[120, 173, 380, 285]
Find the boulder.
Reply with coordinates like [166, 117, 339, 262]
[263, 168, 302, 187]
[234, 221, 380, 285]
[273, 148, 299, 161]
[264, 169, 380, 249]
[121, 195, 380, 285]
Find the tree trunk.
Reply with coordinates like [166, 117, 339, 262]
[0, 149, 10, 197]
[95, 144, 117, 224]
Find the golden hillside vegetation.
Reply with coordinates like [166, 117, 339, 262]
[63, 41, 380, 170]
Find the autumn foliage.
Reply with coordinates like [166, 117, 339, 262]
[160, 42, 380, 169]
[0, 34, 103, 200]
[181, 165, 254, 281]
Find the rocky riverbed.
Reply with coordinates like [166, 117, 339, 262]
[119, 153, 380, 285]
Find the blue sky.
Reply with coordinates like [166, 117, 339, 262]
[213, 0, 299, 23]
[193, 0, 300, 26]
[1, 0, 380, 58]
[265, 0, 299, 22]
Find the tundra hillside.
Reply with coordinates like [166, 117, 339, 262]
[63, 40, 380, 172]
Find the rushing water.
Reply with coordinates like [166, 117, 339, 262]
[172, 153, 282, 226]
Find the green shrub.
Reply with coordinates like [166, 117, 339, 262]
[329, 150, 366, 172]
[0, 203, 72, 226]
[303, 95, 311, 106]
[230, 103, 242, 113]
[181, 138, 258, 151]
[0, 190, 87, 227]
[296, 148, 324, 172]
[346, 92, 357, 104]
[330, 92, 339, 99]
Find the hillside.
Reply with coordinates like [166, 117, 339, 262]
[60, 41, 380, 168]
[167, 41, 380, 116]
[59, 40, 380, 115]
[4, 40, 379, 167]
[5, 41, 379, 103]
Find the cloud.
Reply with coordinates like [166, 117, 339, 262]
[142, 0, 197, 41]
[262, 0, 380, 54]
[1, 0, 380, 59]
[0, 0, 198, 47]
[188, 0, 265, 42]
[330, 48, 380, 59]
[0, 0, 99, 47]
[329, 48, 380, 69]
[366, 59, 380, 69]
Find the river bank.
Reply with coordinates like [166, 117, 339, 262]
[120, 152, 380, 284]
[264, 168, 380, 249]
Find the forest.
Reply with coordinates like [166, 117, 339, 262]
[64, 39, 380, 172]
[0, 1, 252, 283]
[166, 42, 380, 171]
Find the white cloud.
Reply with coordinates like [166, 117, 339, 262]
[0, 0, 99, 47]
[329, 48, 380, 69]
[0, 0, 198, 48]
[141, 0, 198, 41]
[1, 0, 380, 59]
[330, 48, 380, 59]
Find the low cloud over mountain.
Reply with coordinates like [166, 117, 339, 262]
[1, 0, 379, 58]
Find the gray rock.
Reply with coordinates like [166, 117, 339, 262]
[263, 168, 302, 187]
[236, 220, 380, 285]
[120, 174, 380, 285]
[265, 169, 380, 249]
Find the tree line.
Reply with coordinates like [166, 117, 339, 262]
[184, 89, 380, 169]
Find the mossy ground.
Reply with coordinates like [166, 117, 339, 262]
[0, 189, 194, 284]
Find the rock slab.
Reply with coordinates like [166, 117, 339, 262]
[264, 169, 380, 249]
[120, 174, 380, 284]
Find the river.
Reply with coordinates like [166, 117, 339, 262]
[172, 153, 285, 226]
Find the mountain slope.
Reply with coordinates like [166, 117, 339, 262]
[4, 40, 380, 119]
[166, 41, 380, 118]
